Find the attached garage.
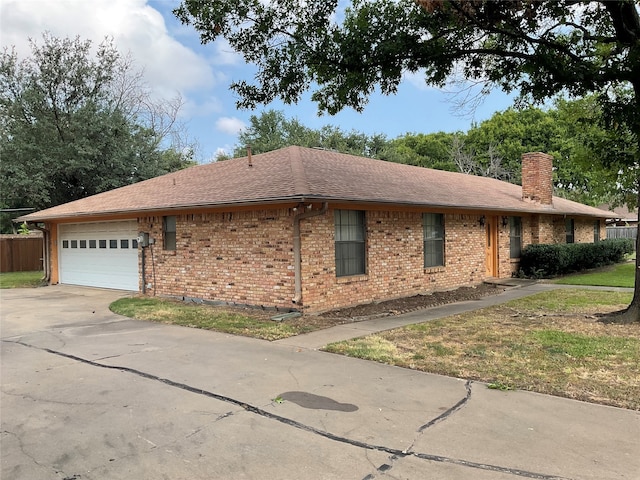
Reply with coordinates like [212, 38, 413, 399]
[58, 221, 139, 291]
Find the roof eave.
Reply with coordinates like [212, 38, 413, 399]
[15, 196, 316, 223]
[16, 195, 614, 223]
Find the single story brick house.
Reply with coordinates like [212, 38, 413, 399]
[19, 146, 614, 313]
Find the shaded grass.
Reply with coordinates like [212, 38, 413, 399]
[0, 271, 45, 288]
[553, 261, 635, 288]
[325, 289, 640, 410]
[110, 297, 335, 341]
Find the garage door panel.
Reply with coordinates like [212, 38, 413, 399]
[59, 221, 138, 291]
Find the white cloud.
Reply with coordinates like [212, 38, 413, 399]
[215, 117, 246, 135]
[402, 70, 440, 91]
[182, 96, 224, 119]
[212, 38, 243, 66]
[0, 0, 215, 99]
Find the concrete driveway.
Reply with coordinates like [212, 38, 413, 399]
[1, 286, 638, 480]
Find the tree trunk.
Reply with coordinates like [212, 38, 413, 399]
[614, 182, 640, 323]
[619, 76, 640, 323]
[627, 186, 640, 320]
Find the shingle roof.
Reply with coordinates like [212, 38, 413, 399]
[597, 204, 638, 222]
[19, 146, 615, 222]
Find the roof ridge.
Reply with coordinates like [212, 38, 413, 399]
[289, 146, 309, 195]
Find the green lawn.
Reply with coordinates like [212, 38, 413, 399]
[553, 261, 635, 288]
[324, 289, 639, 410]
[0, 271, 45, 288]
[110, 297, 339, 341]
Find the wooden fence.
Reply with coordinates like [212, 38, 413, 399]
[0, 235, 44, 272]
[606, 226, 637, 249]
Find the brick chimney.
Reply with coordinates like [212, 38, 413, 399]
[521, 152, 553, 205]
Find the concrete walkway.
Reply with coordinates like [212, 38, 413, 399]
[277, 281, 630, 350]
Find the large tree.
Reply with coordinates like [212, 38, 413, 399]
[0, 34, 195, 231]
[234, 109, 387, 158]
[380, 131, 459, 171]
[175, 0, 640, 321]
[462, 100, 636, 205]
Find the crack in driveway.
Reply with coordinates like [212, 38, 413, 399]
[4, 340, 574, 480]
[418, 379, 473, 432]
[393, 379, 473, 476]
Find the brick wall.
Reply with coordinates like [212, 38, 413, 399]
[540, 216, 597, 244]
[575, 218, 600, 243]
[138, 208, 296, 310]
[299, 209, 487, 312]
[497, 218, 515, 277]
[134, 207, 608, 314]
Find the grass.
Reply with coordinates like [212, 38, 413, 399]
[110, 296, 340, 341]
[0, 271, 45, 288]
[324, 289, 640, 410]
[553, 261, 635, 288]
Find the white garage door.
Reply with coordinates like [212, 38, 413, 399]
[59, 221, 139, 291]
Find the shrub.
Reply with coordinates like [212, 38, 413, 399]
[519, 238, 634, 278]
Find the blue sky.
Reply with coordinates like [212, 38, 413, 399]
[1, 0, 517, 162]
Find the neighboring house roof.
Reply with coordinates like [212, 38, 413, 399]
[597, 204, 638, 223]
[20, 146, 615, 222]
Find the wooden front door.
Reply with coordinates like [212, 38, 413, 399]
[485, 215, 498, 277]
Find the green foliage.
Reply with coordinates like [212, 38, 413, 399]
[234, 109, 387, 157]
[17, 222, 30, 235]
[551, 96, 638, 208]
[379, 132, 458, 171]
[174, 1, 640, 124]
[466, 108, 552, 183]
[0, 34, 194, 230]
[487, 382, 515, 391]
[457, 100, 637, 205]
[520, 239, 634, 277]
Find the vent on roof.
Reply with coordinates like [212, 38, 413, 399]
[311, 146, 339, 153]
[247, 145, 252, 167]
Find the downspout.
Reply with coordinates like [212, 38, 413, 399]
[27, 223, 50, 283]
[141, 246, 146, 294]
[292, 202, 328, 306]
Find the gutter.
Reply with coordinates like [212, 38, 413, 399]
[292, 202, 329, 306]
[18, 197, 613, 224]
